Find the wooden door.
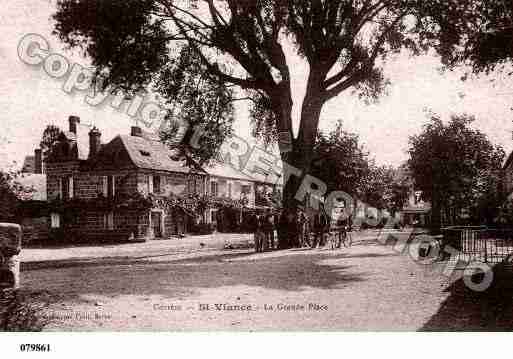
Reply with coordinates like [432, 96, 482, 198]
[151, 212, 163, 238]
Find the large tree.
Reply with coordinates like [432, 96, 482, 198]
[408, 114, 505, 232]
[53, 0, 457, 209]
[420, 0, 513, 73]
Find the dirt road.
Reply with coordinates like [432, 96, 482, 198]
[20, 230, 461, 331]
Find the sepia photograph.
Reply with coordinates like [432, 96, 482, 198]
[2, 1, 513, 348]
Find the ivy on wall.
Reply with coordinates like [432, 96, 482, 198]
[46, 191, 249, 218]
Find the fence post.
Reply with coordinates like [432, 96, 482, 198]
[483, 229, 488, 264]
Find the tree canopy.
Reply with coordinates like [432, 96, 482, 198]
[408, 114, 505, 229]
[421, 0, 513, 73]
[52, 0, 470, 207]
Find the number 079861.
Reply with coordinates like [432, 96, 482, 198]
[19, 344, 51, 352]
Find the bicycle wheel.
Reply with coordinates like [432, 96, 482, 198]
[341, 231, 348, 247]
[346, 232, 353, 247]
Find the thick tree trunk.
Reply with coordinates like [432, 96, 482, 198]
[277, 99, 323, 249]
[272, 70, 326, 249]
[277, 149, 305, 249]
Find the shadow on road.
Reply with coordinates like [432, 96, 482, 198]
[420, 266, 513, 331]
[340, 253, 398, 259]
[22, 250, 367, 304]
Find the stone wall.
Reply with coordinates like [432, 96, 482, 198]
[45, 161, 81, 200]
[136, 171, 206, 197]
[45, 162, 210, 242]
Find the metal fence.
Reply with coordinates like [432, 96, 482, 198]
[442, 226, 513, 264]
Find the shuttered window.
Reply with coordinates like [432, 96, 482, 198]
[148, 175, 154, 193]
[60, 176, 73, 200]
[101, 176, 115, 198]
[50, 213, 60, 228]
[104, 212, 114, 230]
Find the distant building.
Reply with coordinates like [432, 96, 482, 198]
[15, 173, 48, 244]
[400, 189, 431, 227]
[396, 166, 431, 227]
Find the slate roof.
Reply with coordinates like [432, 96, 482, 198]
[120, 135, 203, 174]
[89, 134, 205, 174]
[203, 159, 284, 185]
[204, 161, 255, 182]
[247, 169, 282, 185]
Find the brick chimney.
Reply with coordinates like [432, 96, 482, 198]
[69, 115, 80, 134]
[34, 148, 43, 174]
[89, 127, 102, 158]
[131, 126, 143, 137]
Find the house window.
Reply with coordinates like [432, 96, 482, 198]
[59, 176, 73, 200]
[211, 209, 218, 223]
[147, 175, 154, 193]
[153, 175, 161, 194]
[241, 184, 251, 195]
[188, 178, 195, 194]
[195, 179, 202, 195]
[108, 176, 115, 198]
[104, 212, 114, 230]
[101, 175, 116, 198]
[50, 213, 61, 228]
[210, 181, 218, 197]
[228, 182, 232, 198]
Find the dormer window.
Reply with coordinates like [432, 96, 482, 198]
[140, 150, 151, 157]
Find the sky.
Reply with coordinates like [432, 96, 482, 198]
[2, 0, 513, 170]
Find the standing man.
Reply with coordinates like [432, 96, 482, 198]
[298, 209, 308, 247]
[250, 210, 262, 253]
[278, 209, 289, 249]
[312, 208, 328, 248]
[264, 208, 275, 250]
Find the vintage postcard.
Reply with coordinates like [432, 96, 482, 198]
[2, 1, 513, 344]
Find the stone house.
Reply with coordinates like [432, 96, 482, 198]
[44, 116, 209, 242]
[40, 116, 281, 242]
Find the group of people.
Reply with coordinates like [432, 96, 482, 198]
[248, 207, 353, 252]
[249, 208, 277, 252]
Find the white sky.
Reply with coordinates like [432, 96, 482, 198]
[2, 0, 513, 170]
